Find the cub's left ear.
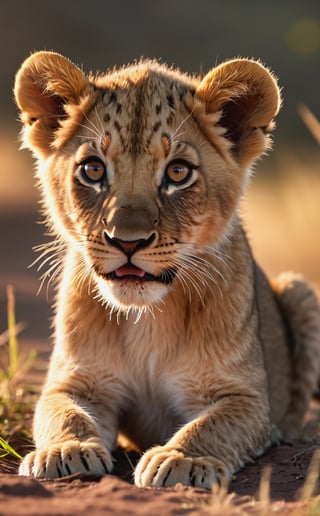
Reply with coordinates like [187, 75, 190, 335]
[196, 59, 281, 166]
[14, 51, 92, 158]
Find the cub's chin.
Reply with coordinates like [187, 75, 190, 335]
[92, 263, 177, 312]
[94, 274, 171, 312]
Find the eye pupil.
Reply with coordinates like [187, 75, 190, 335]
[173, 165, 186, 175]
[165, 160, 192, 185]
[80, 159, 106, 183]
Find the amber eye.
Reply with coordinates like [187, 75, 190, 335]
[80, 158, 106, 184]
[165, 160, 193, 186]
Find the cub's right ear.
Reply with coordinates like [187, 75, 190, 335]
[14, 51, 91, 158]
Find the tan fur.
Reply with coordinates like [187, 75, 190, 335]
[14, 51, 320, 488]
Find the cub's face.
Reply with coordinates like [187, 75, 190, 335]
[44, 78, 232, 311]
[14, 53, 280, 312]
[59, 77, 238, 310]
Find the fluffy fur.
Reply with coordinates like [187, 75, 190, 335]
[14, 51, 320, 488]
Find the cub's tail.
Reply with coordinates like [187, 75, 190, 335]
[271, 272, 320, 439]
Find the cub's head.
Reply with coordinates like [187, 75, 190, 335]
[14, 52, 280, 313]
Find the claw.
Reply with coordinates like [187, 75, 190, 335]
[161, 467, 172, 487]
[100, 458, 110, 474]
[56, 464, 63, 478]
[80, 454, 90, 471]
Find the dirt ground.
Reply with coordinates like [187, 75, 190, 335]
[1, 212, 320, 515]
[0, 434, 320, 515]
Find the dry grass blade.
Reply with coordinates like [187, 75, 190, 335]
[297, 448, 320, 501]
[6, 285, 18, 377]
[0, 322, 26, 348]
[0, 285, 35, 445]
[298, 103, 320, 144]
[0, 285, 36, 385]
[207, 481, 258, 515]
[206, 453, 320, 515]
[257, 465, 272, 515]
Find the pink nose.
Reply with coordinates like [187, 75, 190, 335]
[104, 232, 156, 257]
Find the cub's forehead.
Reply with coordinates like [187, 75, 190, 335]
[87, 64, 197, 154]
[93, 61, 197, 100]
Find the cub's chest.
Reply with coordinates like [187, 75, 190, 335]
[108, 317, 222, 410]
[119, 377, 187, 449]
[117, 346, 227, 450]
[118, 364, 198, 449]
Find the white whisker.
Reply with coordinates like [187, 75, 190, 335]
[77, 122, 101, 140]
[175, 269, 193, 304]
[81, 109, 103, 139]
[176, 267, 205, 305]
[76, 134, 102, 142]
[170, 111, 193, 146]
[180, 253, 226, 286]
[93, 105, 106, 136]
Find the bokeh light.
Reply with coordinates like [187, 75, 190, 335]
[286, 18, 320, 55]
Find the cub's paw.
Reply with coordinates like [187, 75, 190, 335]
[19, 438, 113, 478]
[134, 446, 227, 489]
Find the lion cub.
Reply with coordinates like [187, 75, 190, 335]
[14, 51, 320, 488]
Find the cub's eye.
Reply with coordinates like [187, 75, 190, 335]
[165, 160, 194, 186]
[79, 158, 106, 184]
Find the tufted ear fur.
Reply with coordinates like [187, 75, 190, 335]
[196, 59, 281, 167]
[14, 51, 92, 157]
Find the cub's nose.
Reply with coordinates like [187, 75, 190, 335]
[104, 232, 156, 257]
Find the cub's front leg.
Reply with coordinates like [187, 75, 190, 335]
[19, 387, 116, 478]
[135, 393, 270, 489]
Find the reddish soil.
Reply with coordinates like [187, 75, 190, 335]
[1, 436, 320, 515]
[1, 212, 320, 514]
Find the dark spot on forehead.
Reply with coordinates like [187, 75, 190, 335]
[113, 120, 125, 148]
[102, 91, 118, 107]
[153, 121, 161, 133]
[114, 120, 122, 132]
[109, 92, 117, 104]
[166, 112, 175, 126]
[167, 94, 175, 109]
[144, 120, 162, 149]
[156, 103, 162, 115]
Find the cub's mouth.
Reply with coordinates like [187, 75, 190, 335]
[96, 264, 177, 285]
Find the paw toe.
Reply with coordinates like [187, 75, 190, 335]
[135, 446, 227, 489]
[19, 440, 113, 478]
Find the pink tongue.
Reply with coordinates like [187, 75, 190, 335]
[115, 264, 146, 278]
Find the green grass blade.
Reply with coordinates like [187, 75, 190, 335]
[0, 437, 22, 460]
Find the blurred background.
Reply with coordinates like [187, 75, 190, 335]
[0, 0, 319, 365]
